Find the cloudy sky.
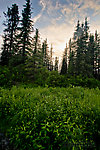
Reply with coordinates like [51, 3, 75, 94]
[0, 0, 100, 58]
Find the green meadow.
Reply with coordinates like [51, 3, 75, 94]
[0, 86, 100, 150]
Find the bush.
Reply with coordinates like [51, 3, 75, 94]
[33, 67, 50, 86]
[0, 64, 26, 87]
[0, 66, 11, 86]
[0, 64, 100, 89]
[67, 75, 100, 88]
[10, 64, 26, 83]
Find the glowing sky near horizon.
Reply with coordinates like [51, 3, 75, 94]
[0, 0, 100, 58]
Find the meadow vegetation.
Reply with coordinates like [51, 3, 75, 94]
[0, 86, 100, 149]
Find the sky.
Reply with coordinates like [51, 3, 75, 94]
[0, 0, 100, 59]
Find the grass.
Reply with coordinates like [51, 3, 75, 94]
[0, 85, 100, 150]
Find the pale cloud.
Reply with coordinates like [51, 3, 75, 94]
[61, 7, 71, 15]
[90, 22, 100, 34]
[40, 23, 74, 58]
[33, 13, 42, 23]
[33, 0, 61, 24]
[60, 0, 100, 24]
[77, 0, 100, 16]
[81, 0, 99, 10]
[44, 0, 61, 15]
[33, 0, 47, 23]
[38, 0, 93, 26]
[39, 0, 46, 11]
[51, 14, 63, 25]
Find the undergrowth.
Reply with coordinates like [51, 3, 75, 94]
[0, 86, 100, 150]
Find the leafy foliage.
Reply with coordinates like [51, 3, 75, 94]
[0, 65, 26, 87]
[0, 65, 100, 88]
[0, 86, 100, 149]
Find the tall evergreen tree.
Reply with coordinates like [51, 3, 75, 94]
[33, 29, 42, 68]
[86, 34, 95, 77]
[1, 4, 19, 65]
[74, 18, 89, 76]
[95, 33, 100, 79]
[33, 29, 39, 54]
[74, 20, 83, 40]
[49, 44, 53, 71]
[9, 4, 19, 53]
[75, 32, 86, 75]
[42, 39, 49, 69]
[25, 29, 42, 80]
[4, 4, 19, 53]
[54, 57, 59, 71]
[19, 0, 33, 59]
[1, 34, 9, 65]
[42, 42, 45, 66]
[94, 30, 98, 76]
[60, 43, 68, 74]
[84, 17, 89, 39]
[68, 46, 75, 75]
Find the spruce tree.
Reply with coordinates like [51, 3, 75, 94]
[25, 29, 42, 80]
[9, 4, 19, 54]
[42, 42, 45, 66]
[74, 18, 89, 76]
[87, 34, 95, 77]
[1, 4, 19, 65]
[19, 0, 33, 60]
[68, 49, 75, 75]
[33, 29, 42, 68]
[84, 17, 89, 39]
[60, 44, 68, 74]
[54, 57, 59, 71]
[49, 44, 53, 71]
[95, 33, 100, 79]
[42, 39, 49, 69]
[74, 20, 83, 40]
[1, 34, 9, 65]
[76, 32, 86, 75]
[4, 4, 19, 53]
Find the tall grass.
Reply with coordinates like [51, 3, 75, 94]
[0, 86, 100, 150]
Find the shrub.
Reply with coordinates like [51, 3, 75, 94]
[0, 66, 11, 86]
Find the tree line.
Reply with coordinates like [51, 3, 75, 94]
[0, 0, 57, 70]
[61, 18, 100, 79]
[0, 0, 100, 81]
